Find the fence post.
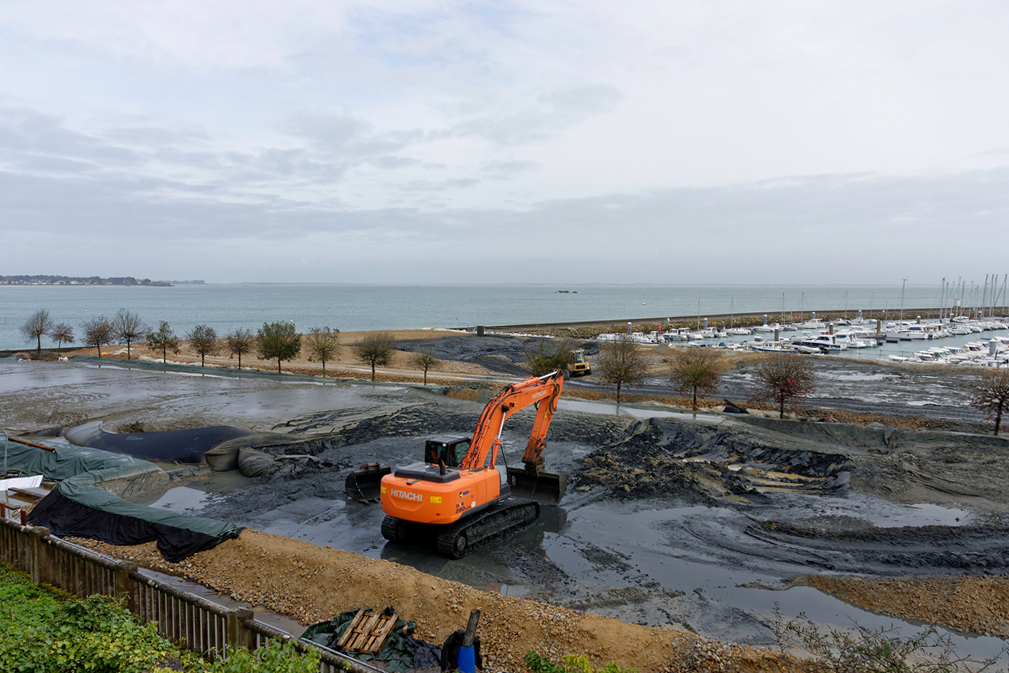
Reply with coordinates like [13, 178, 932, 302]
[114, 560, 138, 609]
[227, 607, 255, 652]
[27, 526, 50, 585]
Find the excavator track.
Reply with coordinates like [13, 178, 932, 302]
[381, 497, 540, 559]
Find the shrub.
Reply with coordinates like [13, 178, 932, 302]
[209, 639, 322, 673]
[0, 564, 322, 672]
[769, 606, 1006, 673]
[524, 650, 636, 673]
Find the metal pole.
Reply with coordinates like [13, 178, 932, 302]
[900, 279, 906, 324]
[939, 277, 945, 320]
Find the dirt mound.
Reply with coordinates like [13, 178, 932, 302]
[796, 574, 1009, 638]
[68, 530, 771, 673]
[575, 418, 850, 505]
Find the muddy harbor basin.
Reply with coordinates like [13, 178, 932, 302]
[3, 349, 1009, 662]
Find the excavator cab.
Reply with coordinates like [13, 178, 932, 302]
[424, 436, 471, 467]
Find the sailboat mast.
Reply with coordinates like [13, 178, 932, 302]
[900, 278, 906, 323]
[959, 278, 964, 318]
[939, 277, 945, 320]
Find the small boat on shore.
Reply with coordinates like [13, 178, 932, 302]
[796, 334, 848, 352]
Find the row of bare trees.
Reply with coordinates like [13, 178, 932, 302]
[533, 333, 1009, 437]
[17, 308, 430, 383]
[521, 334, 814, 412]
[18, 308, 1009, 434]
[669, 344, 1009, 436]
[18, 308, 145, 357]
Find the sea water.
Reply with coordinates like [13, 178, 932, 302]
[0, 283, 971, 351]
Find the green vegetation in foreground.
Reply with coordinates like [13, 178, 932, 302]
[525, 651, 637, 673]
[0, 563, 320, 673]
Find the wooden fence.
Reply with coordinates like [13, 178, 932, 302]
[0, 516, 375, 673]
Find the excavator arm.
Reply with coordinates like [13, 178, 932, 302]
[459, 370, 564, 472]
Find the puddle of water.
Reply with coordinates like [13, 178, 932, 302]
[149, 472, 253, 511]
[875, 503, 972, 528]
[819, 371, 896, 382]
[560, 398, 724, 423]
[150, 486, 214, 512]
[544, 500, 1006, 657]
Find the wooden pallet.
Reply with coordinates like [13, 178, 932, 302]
[335, 609, 400, 655]
[9, 486, 48, 501]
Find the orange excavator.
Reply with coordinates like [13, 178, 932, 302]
[378, 370, 566, 558]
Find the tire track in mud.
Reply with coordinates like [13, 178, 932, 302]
[752, 520, 1009, 574]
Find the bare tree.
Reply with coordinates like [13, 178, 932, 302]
[20, 309, 53, 355]
[81, 316, 116, 358]
[114, 309, 147, 360]
[597, 335, 649, 404]
[355, 332, 397, 381]
[226, 328, 255, 370]
[669, 348, 724, 410]
[411, 348, 438, 385]
[525, 337, 574, 377]
[971, 367, 1009, 436]
[50, 322, 75, 352]
[187, 324, 219, 367]
[146, 321, 180, 364]
[305, 326, 340, 377]
[751, 353, 815, 419]
[256, 321, 302, 373]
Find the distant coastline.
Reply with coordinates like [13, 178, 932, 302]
[0, 275, 204, 287]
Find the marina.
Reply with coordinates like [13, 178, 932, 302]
[588, 315, 1009, 367]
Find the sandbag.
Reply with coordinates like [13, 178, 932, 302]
[238, 447, 277, 477]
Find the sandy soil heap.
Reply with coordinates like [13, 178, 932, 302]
[69, 531, 778, 673]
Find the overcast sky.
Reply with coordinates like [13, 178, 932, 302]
[2, 1, 1008, 285]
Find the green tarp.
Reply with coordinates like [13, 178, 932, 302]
[4, 436, 239, 546]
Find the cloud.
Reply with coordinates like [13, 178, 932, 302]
[398, 177, 481, 192]
[371, 156, 422, 170]
[2, 2, 1009, 284]
[481, 160, 540, 179]
[432, 83, 624, 148]
[3, 156, 1008, 285]
[539, 83, 623, 114]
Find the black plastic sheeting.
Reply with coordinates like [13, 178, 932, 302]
[64, 421, 253, 463]
[29, 488, 240, 563]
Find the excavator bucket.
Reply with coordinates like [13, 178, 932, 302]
[345, 463, 391, 503]
[507, 466, 567, 505]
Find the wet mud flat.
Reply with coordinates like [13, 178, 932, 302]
[4, 355, 1009, 654]
[186, 397, 1009, 647]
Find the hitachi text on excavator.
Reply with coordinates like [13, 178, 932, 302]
[354, 370, 566, 558]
